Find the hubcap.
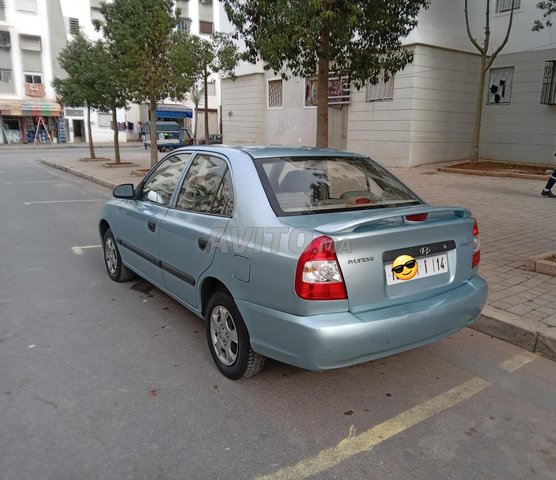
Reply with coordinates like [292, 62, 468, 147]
[105, 237, 118, 275]
[210, 306, 238, 366]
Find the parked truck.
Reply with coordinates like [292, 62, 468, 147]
[143, 121, 194, 152]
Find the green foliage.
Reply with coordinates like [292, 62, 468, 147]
[52, 34, 114, 110]
[223, 0, 430, 88]
[533, 1, 556, 30]
[95, 0, 196, 103]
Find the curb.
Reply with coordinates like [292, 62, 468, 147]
[42, 158, 556, 364]
[41, 159, 118, 190]
[471, 305, 556, 362]
[438, 167, 547, 181]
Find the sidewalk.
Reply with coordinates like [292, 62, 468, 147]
[42, 150, 556, 362]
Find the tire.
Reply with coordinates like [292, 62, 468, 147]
[103, 228, 134, 282]
[205, 290, 266, 380]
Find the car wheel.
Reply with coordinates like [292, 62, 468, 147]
[103, 228, 134, 282]
[206, 290, 266, 380]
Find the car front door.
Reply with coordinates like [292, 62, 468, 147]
[159, 153, 234, 309]
[114, 153, 191, 286]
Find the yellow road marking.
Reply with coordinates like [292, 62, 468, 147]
[256, 352, 538, 480]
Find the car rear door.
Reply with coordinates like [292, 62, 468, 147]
[158, 153, 233, 309]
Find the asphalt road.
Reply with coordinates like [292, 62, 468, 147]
[1, 148, 556, 480]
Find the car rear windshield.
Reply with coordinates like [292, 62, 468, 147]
[255, 156, 422, 216]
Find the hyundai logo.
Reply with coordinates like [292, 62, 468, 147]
[419, 246, 432, 255]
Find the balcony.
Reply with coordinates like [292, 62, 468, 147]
[25, 82, 45, 97]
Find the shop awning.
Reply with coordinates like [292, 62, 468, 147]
[0, 100, 62, 117]
[156, 104, 193, 119]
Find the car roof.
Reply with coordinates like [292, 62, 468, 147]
[173, 145, 367, 159]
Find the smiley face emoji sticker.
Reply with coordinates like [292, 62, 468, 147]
[391, 254, 418, 281]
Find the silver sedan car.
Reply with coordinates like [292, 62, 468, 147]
[99, 146, 487, 379]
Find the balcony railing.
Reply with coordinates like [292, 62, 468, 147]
[25, 82, 45, 97]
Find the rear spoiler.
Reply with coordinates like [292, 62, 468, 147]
[315, 206, 471, 234]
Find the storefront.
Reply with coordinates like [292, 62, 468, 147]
[0, 100, 63, 144]
[156, 104, 193, 128]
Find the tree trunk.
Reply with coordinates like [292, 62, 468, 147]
[316, 25, 330, 148]
[470, 56, 487, 164]
[149, 99, 158, 167]
[204, 66, 209, 144]
[194, 104, 199, 144]
[112, 103, 121, 164]
[87, 104, 96, 159]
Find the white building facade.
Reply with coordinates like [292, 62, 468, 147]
[0, 0, 224, 145]
[221, 0, 556, 167]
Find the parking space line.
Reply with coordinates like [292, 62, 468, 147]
[499, 351, 537, 373]
[72, 245, 101, 255]
[256, 352, 538, 480]
[24, 199, 104, 205]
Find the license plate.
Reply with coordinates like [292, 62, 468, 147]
[385, 253, 448, 286]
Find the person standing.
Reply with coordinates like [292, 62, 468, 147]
[542, 153, 556, 197]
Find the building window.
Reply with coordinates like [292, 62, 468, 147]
[540, 60, 556, 105]
[488, 66, 514, 104]
[199, 21, 213, 34]
[17, 0, 37, 14]
[268, 79, 283, 108]
[0, 30, 10, 48]
[0, 68, 12, 83]
[69, 18, 80, 35]
[24, 73, 42, 83]
[366, 74, 395, 102]
[20, 35, 42, 51]
[98, 112, 112, 128]
[304, 74, 351, 107]
[496, 0, 520, 13]
[178, 17, 191, 32]
[0, 0, 5, 7]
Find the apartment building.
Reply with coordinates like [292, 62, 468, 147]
[0, 0, 223, 145]
[221, 0, 556, 166]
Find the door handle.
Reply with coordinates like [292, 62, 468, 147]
[147, 220, 156, 232]
[198, 237, 210, 251]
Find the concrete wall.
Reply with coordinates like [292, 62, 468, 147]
[481, 48, 556, 163]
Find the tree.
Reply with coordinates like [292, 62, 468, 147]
[465, 0, 517, 164]
[53, 34, 109, 159]
[533, 1, 556, 30]
[189, 84, 203, 144]
[96, 0, 197, 166]
[223, 0, 429, 148]
[190, 33, 239, 144]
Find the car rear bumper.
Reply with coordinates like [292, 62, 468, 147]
[236, 276, 487, 371]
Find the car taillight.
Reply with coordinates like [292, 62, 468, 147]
[295, 235, 347, 300]
[472, 219, 480, 268]
[405, 213, 428, 222]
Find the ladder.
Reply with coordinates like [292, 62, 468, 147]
[33, 116, 53, 145]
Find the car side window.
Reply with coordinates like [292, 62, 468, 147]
[141, 153, 191, 206]
[175, 155, 234, 216]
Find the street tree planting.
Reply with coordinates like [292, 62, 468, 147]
[223, 0, 429, 148]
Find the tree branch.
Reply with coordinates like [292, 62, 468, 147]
[486, 0, 516, 70]
[465, 0, 484, 52]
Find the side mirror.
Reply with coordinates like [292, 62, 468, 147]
[113, 184, 136, 199]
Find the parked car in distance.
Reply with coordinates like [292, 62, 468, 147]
[143, 121, 194, 152]
[99, 146, 487, 379]
[198, 133, 223, 145]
